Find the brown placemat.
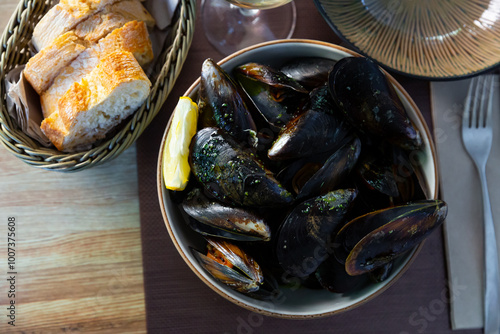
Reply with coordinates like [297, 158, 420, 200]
[136, 1, 481, 332]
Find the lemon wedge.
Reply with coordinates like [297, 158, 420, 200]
[162, 96, 198, 191]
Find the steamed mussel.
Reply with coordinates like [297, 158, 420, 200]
[335, 200, 447, 275]
[181, 188, 271, 241]
[328, 57, 422, 151]
[267, 85, 352, 161]
[192, 237, 264, 293]
[166, 55, 447, 299]
[198, 59, 258, 147]
[280, 57, 337, 90]
[189, 127, 293, 208]
[234, 62, 309, 129]
[276, 189, 358, 278]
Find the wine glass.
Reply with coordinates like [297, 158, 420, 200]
[201, 0, 296, 56]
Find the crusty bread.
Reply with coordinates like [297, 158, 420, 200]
[96, 20, 154, 66]
[40, 50, 151, 152]
[40, 20, 153, 119]
[74, 0, 155, 44]
[32, 0, 119, 51]
[32, 0, 154, 51]
[40, 47, 99, 119]
[24, 31, 88, 95]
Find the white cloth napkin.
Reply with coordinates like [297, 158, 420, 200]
[431, 77, 500, 330]
[145, 0, 179, 30]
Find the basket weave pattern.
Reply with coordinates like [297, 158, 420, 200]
[0, 0, 196, 171]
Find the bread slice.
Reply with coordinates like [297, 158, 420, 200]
[32, 0, 153, 51]
[95, 20, 154, 66]
[40, 50, 151, 152]
[40, 20, 153, 119]
[24, 31, 88, 95]
[74, 0, 155, 44]
[32, 0, 120, 51]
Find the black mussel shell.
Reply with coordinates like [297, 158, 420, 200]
[234, 62, 309, 129]
[280, 57, 337, 90]
[247, 268, 283, 301]
[276, 150, 334, 195]
[199, 59, 258, 147]
[296, 136, 362, 200]
[276, 189, 358, 278]
[268, 85, 351, 160]
[391, 147, 430, 204]
[181, 188, 271, 241]
[328, 57, 422, 151]
[356, 152, 400, 198]
[315, 255, 367, 293]
[189, 127, 294, 208]
[369, 261, 394, 283]
[335, 200, 447, 275]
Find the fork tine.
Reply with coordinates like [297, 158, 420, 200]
[463, 77, 475, 128]
[471, 76, 482, 128]
[485, 75, 495, 128]
[477, 75, 493, 128]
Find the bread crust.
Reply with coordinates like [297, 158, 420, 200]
[97, 20, 154, 66]
[32, 0, 118, 51]
[40, 20, 153, 119]
[41, 50, 151, 152]
[24, 32, 87, 95]
[31, 0, 155, 152]
[32, 0, 153, 51]
[74, 0, 156, 44]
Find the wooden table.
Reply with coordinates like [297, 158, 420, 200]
[0, 1, 146, 332]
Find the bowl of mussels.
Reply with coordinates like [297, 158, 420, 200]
[157, 39, 448, 318]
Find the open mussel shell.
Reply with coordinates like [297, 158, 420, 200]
[296, 136, 361, 200]
[181, 188, 271, 242]
[335, 200, 447, 275]
[328, 57, 422, 151]
[279, 57, 336, 90]
[192, 237, 264, 293]
[198, 59, 258, 147]
[234, 62, 309, 129]
[189, 127, 294, 208]
[276, 150, 331, 194]
[276, 189, 358, 278]
[268, 85, 352, 161]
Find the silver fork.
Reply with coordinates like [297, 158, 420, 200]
[462, 74, 500, 334]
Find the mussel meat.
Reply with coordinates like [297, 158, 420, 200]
[193, 237, 264, 293]
[234, 62, 309, 129]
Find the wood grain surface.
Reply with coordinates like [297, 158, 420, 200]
[0, 1, 146, 332]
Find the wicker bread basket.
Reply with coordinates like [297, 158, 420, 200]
[0, 0, 195, 171]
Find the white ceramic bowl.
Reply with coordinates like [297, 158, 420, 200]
[157, 39, 438, 318]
